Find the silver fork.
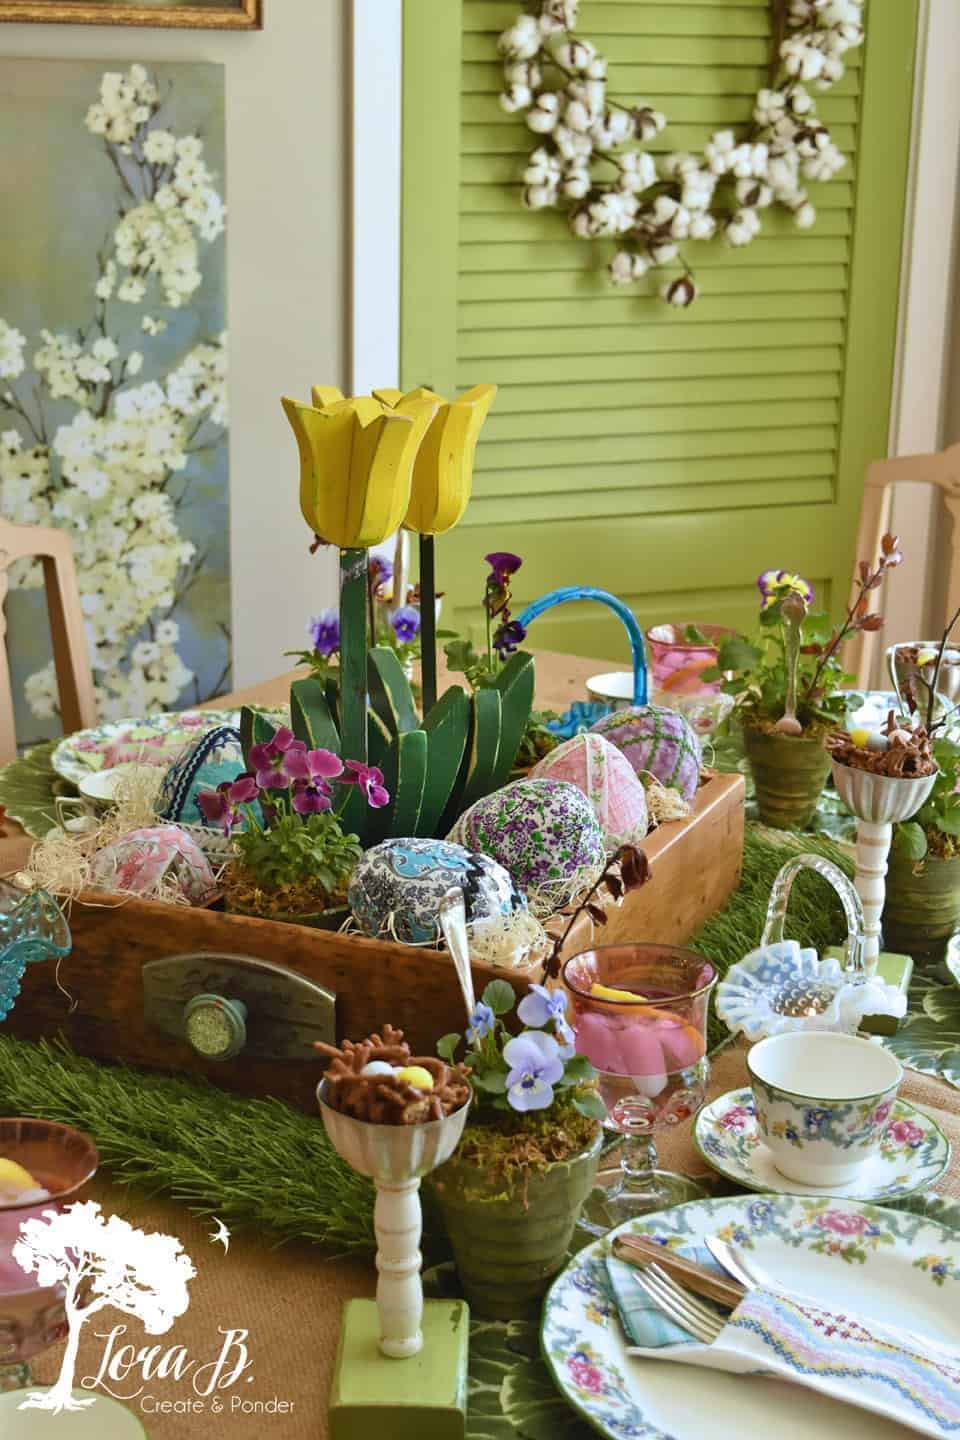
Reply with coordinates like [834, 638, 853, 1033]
[630, 1263, 726, 1345]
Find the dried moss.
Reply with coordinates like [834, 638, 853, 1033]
[221, 865, 346, 921]
[456, 1091, 600, 1189]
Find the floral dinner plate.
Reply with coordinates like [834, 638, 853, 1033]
[542, 1193, 960, 1440]
[693, 1086, 950, 1201]
[51, 708, 285, 786]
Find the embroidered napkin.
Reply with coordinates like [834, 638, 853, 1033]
[606, 1244, 727, 1349]
[625, 1278, 960, 1437]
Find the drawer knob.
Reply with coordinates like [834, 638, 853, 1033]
[183, 993, 248, 1061]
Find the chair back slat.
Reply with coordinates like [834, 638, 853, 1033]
[0, 519, 96, 764]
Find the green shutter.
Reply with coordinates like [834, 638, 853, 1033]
[402, 0, 918, 657]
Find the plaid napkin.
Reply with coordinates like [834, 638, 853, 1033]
[617, 1254, 960, 1437]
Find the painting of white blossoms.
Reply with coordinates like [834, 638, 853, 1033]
[0, 60, 229, 742]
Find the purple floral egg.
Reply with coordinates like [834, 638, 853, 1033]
[448, 778, 605, 918]
[589, 704, 701, 801]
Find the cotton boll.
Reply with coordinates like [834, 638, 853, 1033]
[523, 184, 557, 210]
[585, 57, 607, 80]
[526, 92, 560, 134]
[661, 276, 698, 308]
[725, 208, 761, 247]
[504, 59, 541, 89]
[524, 146, 562, 187]
[789, 84, 814, 116]
[793, 201, 817, 228]
[649, 240, 679, 266]
[592, 108, 635, 148]
[688, 212, 717, 241]
[500, 85, 533, 114]
[498, 15, 541, 60]
[617, 149, 657, 194]
[562, 165, 591, 199]
[553, 38, 596, 73]
[661, 151, 700, 181]
[564, 98, 593, 134]
[609, 250, 635, 285]
[570, 206, 594, 237]
[736, 177, 773, 209]
[554, 123, 593, 162]
[754, 88, 787, 126]
[632, 105, 666, 141]
[704, 129, 736, 175]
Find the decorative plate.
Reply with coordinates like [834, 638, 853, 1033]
[542, 1193, 960, 1440]
[50, 707, 286, 785]
[694, 1087, 950, 1201]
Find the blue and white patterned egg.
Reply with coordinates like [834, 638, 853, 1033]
[448, 778, 605, 917]
[348, 837, 526, 946]
[155, 725, 246, 828]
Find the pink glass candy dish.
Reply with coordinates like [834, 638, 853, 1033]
[562, 944, 716, 1235]
[0, 1119, 98, 1393]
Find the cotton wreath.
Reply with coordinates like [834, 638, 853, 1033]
[498, 0, 865, 306]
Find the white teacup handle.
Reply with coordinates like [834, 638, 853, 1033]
[761, 853, 865, 975]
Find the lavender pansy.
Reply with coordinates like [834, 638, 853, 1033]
[307, 609, 341, 658]
[517, 983, 575, 1048]
[503, 1031, 565, 1111]
[390, 605, 421, 645]
[466, 1001, 495, 1045]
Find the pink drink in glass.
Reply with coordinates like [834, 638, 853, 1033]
[0, 1120, 98, 1391]
[645, 623, 736, 698]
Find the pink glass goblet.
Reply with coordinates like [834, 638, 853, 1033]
[562, 945, 716, 1235]
[0, 1119, 98, 1393]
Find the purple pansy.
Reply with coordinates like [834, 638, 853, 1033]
[248, 726, 304, 790]
[466, 1001, 495, 1045]
[342, 759, 390, 809]
[307, 609, 341, 657]
[503, 1031, 564, 1112]
[493, 619, 526, 659]
[196, 773, 258, 836]
[485, 552, 523, 580]
[291, 779, 333, 814]
[369, 555, 393, 594]
[756, 570, 814, 613]
[517, 983, 575, 1049]
[390, 605, 421, 644]
[282, 746, 344, 784]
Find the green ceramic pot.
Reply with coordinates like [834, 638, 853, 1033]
[425, 1129, 602, 1320]
[742, 725, 830, 831]
[883, 847, 960, 964]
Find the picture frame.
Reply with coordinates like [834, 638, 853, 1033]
[0, 0, 261, 28]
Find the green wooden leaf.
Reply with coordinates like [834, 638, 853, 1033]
[289, 677, 341, 755]
[460, 687, 502, 813]
[386, 729, 429, 838]
[419, 685, 472, 836]
[0, 740, 78, 840]
[368, 646, 420, 736]
[489, 651, 535, 791]
[239, 706, 279, 770]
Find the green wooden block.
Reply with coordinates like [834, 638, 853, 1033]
[824, 947, 913, 1035]
[329, 1299, 469, 1440]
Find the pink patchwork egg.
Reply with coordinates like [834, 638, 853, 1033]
[589, 703, 702, 802]
[531, 732, 648, 850]
[90, 824, 217, 906]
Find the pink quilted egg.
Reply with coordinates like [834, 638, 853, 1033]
[531, 732, 648, 850]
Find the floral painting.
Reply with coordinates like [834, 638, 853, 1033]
[0, 60, 229, 744]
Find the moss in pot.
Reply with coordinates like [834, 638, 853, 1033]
[705, 538, 904, 829]
[196, 726, 386, 926]
[426, 978, 605, 1321]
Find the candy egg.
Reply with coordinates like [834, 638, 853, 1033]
[865, 731, 890, 753]
[589, 704, 702, 801]
[530, 732, 648, 850]
[348, 837, 526, 947]
[395, 1066, 434, 1091]
[360, 1061, 395, 1077]
[848, 727, 871, 748]
[448, 778, 605, 918]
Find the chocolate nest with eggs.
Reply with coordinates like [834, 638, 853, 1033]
[315, 1024, 471, 1125]
[827, 712, 936, 779]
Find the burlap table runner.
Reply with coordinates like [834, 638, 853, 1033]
[24, 1050, 960, 1438]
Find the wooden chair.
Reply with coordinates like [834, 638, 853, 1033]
[0, 519, 96, 765]
[848, 442, 960, 690]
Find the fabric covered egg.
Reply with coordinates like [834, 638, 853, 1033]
[155, 725, 246, 829]
[589, 703, 702, 801]
[89, 824, 217, 906]
[448, 778, 605, 918]
[348, 837, 526, 947]
[530, 731, 648, 850]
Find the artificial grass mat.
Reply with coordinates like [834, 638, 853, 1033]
[0, 825, 852, 1255]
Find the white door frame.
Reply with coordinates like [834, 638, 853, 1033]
[348, 0, 960, 452]
[349, 0, 403, 396]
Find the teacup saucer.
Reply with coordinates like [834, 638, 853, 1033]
[694, 1086, 950, 1201]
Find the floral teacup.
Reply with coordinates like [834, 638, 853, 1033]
[747, 1031, 903, 1185]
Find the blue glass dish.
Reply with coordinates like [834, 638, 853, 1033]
[547, 700, 613, 738]
[0, 881, 71, 1021]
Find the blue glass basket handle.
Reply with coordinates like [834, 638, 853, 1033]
[516, 587, 648, 706]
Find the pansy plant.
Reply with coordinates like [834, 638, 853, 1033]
[438, 979, 606, 1120]
[444, 550, 529, 690]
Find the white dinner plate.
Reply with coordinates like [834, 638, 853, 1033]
[542, 1193, 960, 1440]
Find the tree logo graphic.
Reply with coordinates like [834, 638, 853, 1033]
[12, 1199, 195, 1414]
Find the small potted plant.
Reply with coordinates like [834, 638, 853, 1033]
[197, 727, 388, 927]
[444, 550, 558, 774]
[885, 610, 960, 963]
[425, 977, 604, 1320]
[706, 536, 903, 829]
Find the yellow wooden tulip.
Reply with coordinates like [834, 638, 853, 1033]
[281, 391, 438, 549]
[374, 383, 497, 536]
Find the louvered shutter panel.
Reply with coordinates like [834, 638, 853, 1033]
[401, 0, 918, 656]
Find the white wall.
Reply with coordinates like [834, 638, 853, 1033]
[0, 0, 345, 690]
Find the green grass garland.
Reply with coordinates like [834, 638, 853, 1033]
[0, 826, 853, 1253]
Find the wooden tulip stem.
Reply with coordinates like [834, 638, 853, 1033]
[340, 547, 368, 764]
[420, 534, 438, 715]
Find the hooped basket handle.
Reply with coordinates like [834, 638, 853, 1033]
[516, 586, 648, 706]
[761, 853, 865, 975]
